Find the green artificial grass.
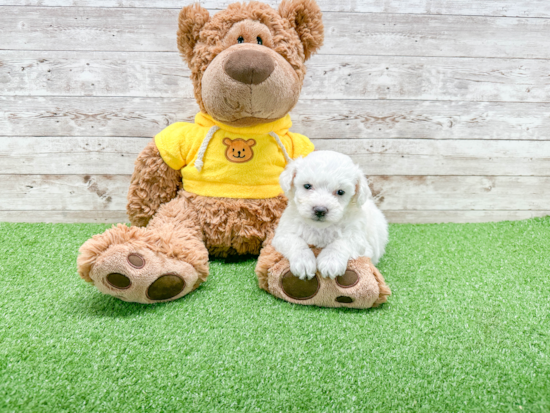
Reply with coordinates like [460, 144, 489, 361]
[1, 218, 549, 412]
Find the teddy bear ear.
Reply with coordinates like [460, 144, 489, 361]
[177, 4, 210, 64]
[278, 0, 324, 61]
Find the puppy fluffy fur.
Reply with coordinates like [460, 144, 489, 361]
[272, 151, 388, 280]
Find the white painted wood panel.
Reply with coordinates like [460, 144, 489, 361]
[0, 210, 129, 223]
[316, 139, 550, 176]
[0, 137, 146, 175]
[3, 51, 550, 103]
[1, 1, 549, 224]
[3, 137, 550, 177]
[0, 174, 129, 211]
[1, 210, 549, 225]
[383, 210, 550, 224]
[1, 0, 550, 19]
[368, 176, 550, 211]
[2, 97, 548, 140]
[2, 7, 550, 58]
[2, 174, 549, 212]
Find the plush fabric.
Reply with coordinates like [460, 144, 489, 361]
[78, 190, 287, 303]
[154, 113, 314, 199]
[200, 43, 302, 125]
[256, 244, 391, 308]
[126, 139, 182, 228]
[181, 1, 323, 124]
[77, 0, 389, 307]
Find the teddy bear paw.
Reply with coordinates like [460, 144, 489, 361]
[267, 256, 390, 309]
[316, 248, 350, 279]
[87, 245, 201, 304]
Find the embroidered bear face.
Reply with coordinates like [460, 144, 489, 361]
[223, 138, 256, 163]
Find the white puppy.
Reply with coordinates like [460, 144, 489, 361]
[272, 150, 388, 280]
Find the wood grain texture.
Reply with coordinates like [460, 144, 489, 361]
[369, 176, 550, 211]
[0, 137, 146, 174]
[0, 210, 129, 223]
[2, 174, 549, 212]
[2, 7, 550, 58]
[383, 210, 550, 224]
[3, 96, 549, 140]
[3, 137, 550, 176]
[3, 51, 550, 103]
[1, 0, 550, 18]
[0, 174, 130, 211]
[315, 139, 550, 176]
[1, 210, 549, 224]
[2, 1, 550, 224]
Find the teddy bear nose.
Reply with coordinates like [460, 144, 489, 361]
[223, 48, 275, 85]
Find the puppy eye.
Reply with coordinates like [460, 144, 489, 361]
[257, 36, 263, 45]
[336, 190, 345, 196]
[304, 184, 312, 190]
[237, 36, 244, 44]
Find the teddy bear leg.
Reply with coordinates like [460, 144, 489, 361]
[78, 193, 209, 304]
[256, 244, 391, 309]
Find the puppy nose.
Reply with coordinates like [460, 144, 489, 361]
[313, 206, 328, 218]
[223, 48, 275, 85]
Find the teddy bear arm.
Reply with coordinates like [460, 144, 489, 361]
[126, 139, 182, 227]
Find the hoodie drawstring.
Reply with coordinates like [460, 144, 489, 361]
[194, 125, 220, 172]
[268, 131, 292, 164]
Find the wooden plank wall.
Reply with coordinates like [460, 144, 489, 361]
[1, 0, 549, 224]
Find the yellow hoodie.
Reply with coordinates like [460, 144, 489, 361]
[155, 113, 314, 199]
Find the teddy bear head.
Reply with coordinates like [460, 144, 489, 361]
[177, 0, 324, 127]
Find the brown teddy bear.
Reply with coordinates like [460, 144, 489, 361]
[77, 0, 391, 308]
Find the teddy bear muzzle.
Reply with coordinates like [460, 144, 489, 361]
[200, 43, 301, 127]
[223, 48, 275, 85]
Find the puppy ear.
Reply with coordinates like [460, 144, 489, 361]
[279, 0, 324, 61]
[355, 174, 372, 206]
[177, 4, 210, 65]
[279, 161, 298, 194]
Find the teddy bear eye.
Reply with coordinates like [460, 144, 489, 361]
[336, 190, 345, 196]
[304, 184, 312, 190]
[256, 36, 263, 45]
[237, 36, 244, 44]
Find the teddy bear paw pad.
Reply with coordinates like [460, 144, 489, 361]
[146, 274, 185, 301]
[335, 270, 359, 288]
[280, 271, 320, 300]
[106, 273, 132, 289]
[89, 245, 198, 304]
[127, 253, 145, 268]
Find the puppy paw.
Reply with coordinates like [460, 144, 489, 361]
[288, 249, 317, 280]
[316, 249, 349, 279]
